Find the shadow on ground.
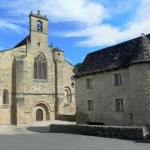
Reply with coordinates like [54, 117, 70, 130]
[26, 125, 49, 133]
[27, 125, 150, 143]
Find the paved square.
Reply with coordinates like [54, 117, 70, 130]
[0, 121, 149, 150]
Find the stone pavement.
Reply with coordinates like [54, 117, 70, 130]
[0, 121, 150, 150]
[0, 120, 75, 135]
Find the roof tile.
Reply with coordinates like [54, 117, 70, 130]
[75, 34, 150, 78]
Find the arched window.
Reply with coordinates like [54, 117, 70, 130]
[64, 87, 72, 103]
[64, 89, 69, 103]
[34, 53, 46, 79]
[37, 21, 43, 32]
[3, 89, 9, 104]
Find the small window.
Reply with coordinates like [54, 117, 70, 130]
[115, 99, 124, 112]
[86, 78, 93, 89]
[114, 73, 122, 86]
[3, 89, 9, 105]
[87, 100, 93, 111]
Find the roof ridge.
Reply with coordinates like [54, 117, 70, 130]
[14, 36, 29, 48]
[89, 33, 150, 55]
[141, 34, 150, 47]
[75, 33, 150, 78]
[53, 47, 64, 52]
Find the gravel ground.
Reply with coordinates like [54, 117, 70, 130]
[0, 121, 149, 150]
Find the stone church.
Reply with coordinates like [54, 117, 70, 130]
[75, 33, 150, 126]
[0, 11, 75, 125]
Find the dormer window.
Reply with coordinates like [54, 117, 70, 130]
[37, 21, 43, 32]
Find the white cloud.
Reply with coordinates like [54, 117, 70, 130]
[0, 0, 107, 34]
[0, 0, 35, 32]
[0, 0, 107, 26]
[0, 18, 28, 34]
[0, 0, 35, 16]
[43, 0, 107, 26]
[63, 24, 120, 46]
[58, 0, 150, 47]
[0, 0, 150, 47]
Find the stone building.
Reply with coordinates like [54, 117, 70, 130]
[0, 11, 75, 125]
[75, 34, 150, 126]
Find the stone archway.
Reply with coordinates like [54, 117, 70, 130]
[32, 102, 50, 122]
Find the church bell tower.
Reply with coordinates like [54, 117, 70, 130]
[29, 11, 48, 46]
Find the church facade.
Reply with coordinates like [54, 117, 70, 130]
[0, 11, 75, 125]
[75, 34, 150, 126]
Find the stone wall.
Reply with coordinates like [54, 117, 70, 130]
[50, 124, 149, 140]
[57, 114, 76, 122]
[0, 47, 23, 125]
[0, 11, 76, 125]
[129, 63, 150, 125]
[75, 67, 131, 125]
[75, 63, 150, 126]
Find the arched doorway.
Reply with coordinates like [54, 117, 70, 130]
[32, 102, 50, 122]
[36, 109, 43, 121]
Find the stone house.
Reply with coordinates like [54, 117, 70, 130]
[0, 11, 75, 125]
[75, 34, 150, 126]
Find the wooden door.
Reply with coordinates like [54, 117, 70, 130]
[36, 109, 43, 121]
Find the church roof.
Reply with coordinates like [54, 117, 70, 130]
[53, 47, 64, 52]
[75, 34, 150, 78]
[14, 36, 29, 48]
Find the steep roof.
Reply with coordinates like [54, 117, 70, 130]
[75, 34, 150, 78]
[14, 36, 29, 48]
[53, 47, 64, 52]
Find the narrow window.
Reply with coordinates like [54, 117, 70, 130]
[114, 73, 122, 86]
[41, 63, 46, 79]
[115, 99, 124, 112]
[3, 89, 9, 105]
[64, 87, 72, 103]
[37, 21, 43, 32]
[34, 53, 46, 79]
[87, 100, 93, 111]
[34, 61, 38, 79]
[86, 78, 93, 89]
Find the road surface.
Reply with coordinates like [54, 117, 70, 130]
[0, 121, 149, 150]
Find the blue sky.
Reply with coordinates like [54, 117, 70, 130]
[0, 0, 150, 65]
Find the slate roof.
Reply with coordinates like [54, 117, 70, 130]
[14, 36, 29, 48]
[53, 47, 64, 52]
[75, 34, 150, 78]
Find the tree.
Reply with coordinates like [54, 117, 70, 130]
[75, 63, 82, 70]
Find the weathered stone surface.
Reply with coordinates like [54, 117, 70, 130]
[0, 11, 75, 125]
[50, 124, 148, 140]
[75, 34, 150, 126]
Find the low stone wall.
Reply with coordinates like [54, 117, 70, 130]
[57, 114, 76, 122]
[146, 124, 150, 138]
[49, 124, 149, 140]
